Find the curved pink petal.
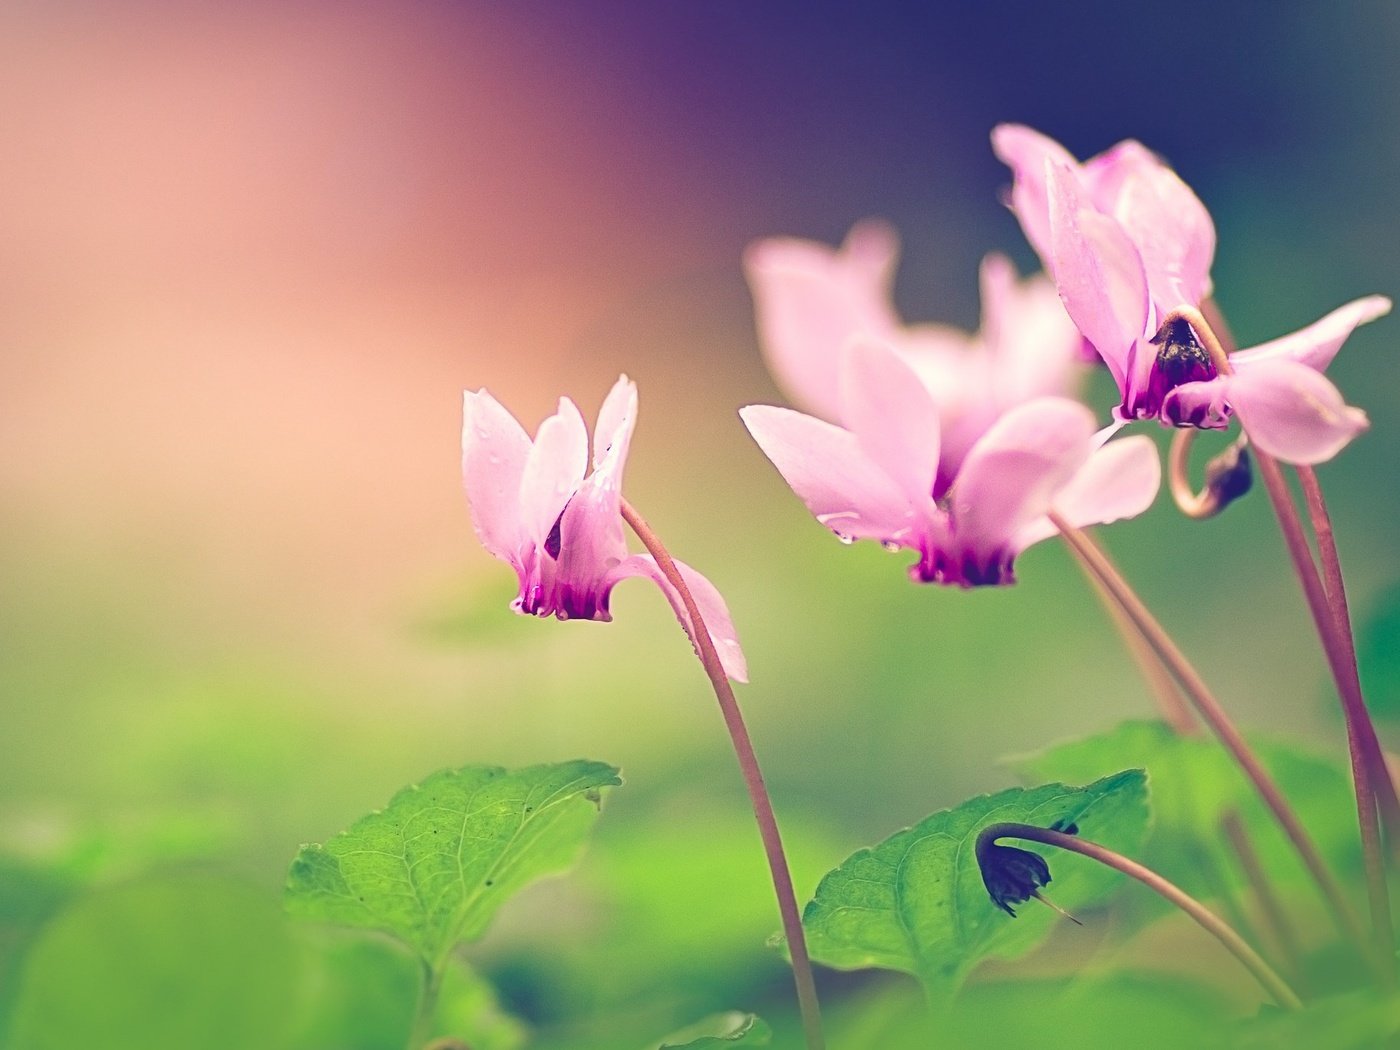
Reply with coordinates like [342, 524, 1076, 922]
[1112, 160, 1215, 311]
[991, 123, 1078, 269]
[743, 220, 901, 423]
[593, 375, 638, 470]
[1015, 434, 1161, 550]
[1047, 160, 1150, 391]
[1161, 378, 1230, 429]
[1225, 360, 1369, 464]
[839, 337, 940, 510]
[519, 397, 588, 544]
[948, 397, 1096, 567]
[1081, 140, 1216, 310]
[462, 388, 532, 562]
[740, 404, 913, 542]
[556, 380, 637, 592]
[1230, 296, 1393, 373]
[612, 554, 748, 682]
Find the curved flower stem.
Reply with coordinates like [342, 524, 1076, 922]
[1064, 529, 1301, 976]
[1078, 555, 1197, 735]
[1167, 430, 1218, 520]
[1296, 463, 1400, 842]
[1220, 810, 1304, 982]
[1250, 451, 1395, 980]
[976, 823, 1302, 1010]
[1175, 303, 1395, 980]
[619, 499, 825, 1050]
[1050, 511, 1367, 955]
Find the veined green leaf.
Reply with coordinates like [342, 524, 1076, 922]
[285, 760, 621, 964]
[1011, 720, 1358, 914]
[802, 769, 1148, 994]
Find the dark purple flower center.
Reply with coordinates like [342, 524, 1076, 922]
[544, 509, 565, 560]
[1146, 316, 1217, 414]
[913, 545, 1016, 588]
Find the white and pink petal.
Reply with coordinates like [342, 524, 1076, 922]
[1229, 296, 1392, 374]
[1047, 161, 1150, 391]
[1015, 434, 1161, 551]
[839, 337, 941, 511]
[462, 388, 533, 563]
[519, 397, 589, 545]
[1225, 360, 1369, 464]
[740, 404, 915, 542]
[947, 397, 1096, 571]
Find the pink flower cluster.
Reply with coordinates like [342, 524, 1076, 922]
[459, 124, 1390, 671]
[993, 125, 1389, 463]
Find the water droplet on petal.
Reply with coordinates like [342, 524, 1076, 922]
[881, 540, 900, 553]
[834, 532, 855, 545]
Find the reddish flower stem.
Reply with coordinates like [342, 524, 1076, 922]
[977, 823, 1301, 1010]
[1183, 302, 1395, 977]
[1068, 530, 1300, 974]
[1296, 463, 1400, 843]
[1077, 553, 1197, 735]
[620, 500, 825, 1050]
[1051, 512, 1366, 955]
[1220, 810, 1304, 982]
[1250, 451, 1395, 980]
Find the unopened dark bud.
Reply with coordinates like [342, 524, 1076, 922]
[979, 842, 1052, 917]
[1204, 442, 1252, 512]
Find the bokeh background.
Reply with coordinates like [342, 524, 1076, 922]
[4, 3, 1400, 1047]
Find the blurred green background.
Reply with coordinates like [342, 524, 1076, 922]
[3, 2, 1399, 1047]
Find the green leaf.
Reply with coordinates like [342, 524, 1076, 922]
[652, 1011, 772, 1048]
[285, 760, 621, 964]
[1232, 987, 1400, 1049]
[7, 874, 303, 1050]
[1011, 720, 1359, 915]
[292, 930, 527, 1050]
[801, 769, 1148, 994]
[826, 972, 1231, 1050]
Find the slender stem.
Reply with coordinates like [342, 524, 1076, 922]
[620, 499, 825, 1050]
[1051, 512, 1366, 953]
[1220, 810, 1305, 982]
[977, 823, 1302, 1010]
[1075, 545, 1197, 734]
[1251, 451, 1396, 980]
[1167, 430, 1216, 519]
[1066, 529, 1302, 972]
[407, 959, 444, 1050]
[1183, 303, 1396, 979]
[1297, 463, 1400, 842]
[1201, 301, 1399, 836]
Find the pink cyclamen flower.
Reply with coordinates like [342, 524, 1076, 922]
[463, 375, 748, 681]
[741, 339, 1160, 587]
[745, 220, 1086, 495]
[992, 123, 1392, 464]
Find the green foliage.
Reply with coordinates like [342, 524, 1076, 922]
[1232, 988, 1400, 1048]
[285, 760, 621, 966]
[292, 930, 527, 1050]
[652, 1011, 772, 1048]
[801, 770, 1149, 994]
[6, 875, 303, 1050]
[827, 973, 1232, 1050]
[1011, 720, 1358, 916]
